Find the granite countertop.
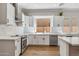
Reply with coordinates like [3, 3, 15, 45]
[58, 36, 79, 46]
[24, 32, 64, 35]
[0, 36, 21, 40]
[26, 33, 59, 35]
[58, 33, 79, 37]
[24, 32, 79, 37]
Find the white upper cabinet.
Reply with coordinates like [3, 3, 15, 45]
[63, 17, 71, 34]
[53, 16, 63, 33]
[29, 16, 34, 27]
[24, 16, 29, 27]
[63, 17, 79, 34]
[22, 15, 34, 27]
[71, 17, 78, 33]
[7, 4, 15, 25]
[53, 16, 64, 27]
[7, 4, 15, 20]
[0, 3, 15, 25]
[0, 3, 7, 24]
[53, 16, 79, 34]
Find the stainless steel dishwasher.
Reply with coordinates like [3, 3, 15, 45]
[49, 35, 58, 45]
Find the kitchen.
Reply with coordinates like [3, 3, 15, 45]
[0, 3, 79, 56]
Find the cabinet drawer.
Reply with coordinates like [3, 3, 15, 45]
[44, 35, 49, 39]
[15, 38, 21, 43]
[71, 37, 79, 44]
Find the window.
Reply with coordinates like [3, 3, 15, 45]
[36, 18, 50, 32]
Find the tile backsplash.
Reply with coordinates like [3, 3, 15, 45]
[0, 25, 18, 36]
[0, 25, 7, 35]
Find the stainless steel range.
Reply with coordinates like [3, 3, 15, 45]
[21, 35, 27, 54]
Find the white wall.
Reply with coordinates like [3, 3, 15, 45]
[27, 11, 59, 16]
[63, 10, 79, 17]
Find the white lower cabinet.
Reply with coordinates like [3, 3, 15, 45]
[0, 38, 21, 56]
[43, 36, 49, 45]
[32, 36, 39, 45]
[28, 35, 49, 45]
[27, 35, 33, 45]
[59, 39, 69, 56]
[15, 38, 21, 56]
[37, 35, 44, 45]
[71, 37, 79, 45]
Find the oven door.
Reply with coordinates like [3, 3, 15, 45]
[21, 37, 27, 53]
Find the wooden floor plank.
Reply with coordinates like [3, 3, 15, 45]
[22, 45, 60, 56]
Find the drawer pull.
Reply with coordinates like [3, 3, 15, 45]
[66, 36, 72, 37]
[43, 38, 45, 40]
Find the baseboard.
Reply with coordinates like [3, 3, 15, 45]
[28, 45, 58, 47]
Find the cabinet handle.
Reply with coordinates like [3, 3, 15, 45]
[17, 40, 19, 42]
[43, 38, 45, 40]
[15, 46, 17, 50]
[66, 36, 72, 37]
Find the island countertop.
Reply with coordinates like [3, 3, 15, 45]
[58, 36, 79, 46]
[0, 36, 21, 40]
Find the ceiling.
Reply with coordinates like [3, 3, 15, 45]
[18, 3, 79, 9]
[17, 3, 79, 15]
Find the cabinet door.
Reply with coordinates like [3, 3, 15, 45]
[31, 35, 43, 45]
[44, 36, 49, 45]
[25, 16, 29, 27]
[32, 36, 38, 45]
[53, 16, 63, 33]
[7, 4, 15, 25]
[7, 4, 15, 19]
[29, 16, 34, 27]
[0, 4, 7, 24]
[53, 16, 63, 27]
[37, 35, 49, 45]
[71, 37, 79, 44]
[37, 35, 44, 45]
[63, 17, 71, 34]
[71, 17, 78, 33]
[7, 4, 11, 20]
[28, 35, 33, 45]
[59, 39, 69, 56]
[15, 38, 21, 56]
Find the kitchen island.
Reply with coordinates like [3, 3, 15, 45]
[0, 36, 21, 56]
[58, 35, 79, 56]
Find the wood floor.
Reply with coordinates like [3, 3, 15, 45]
[22, 45, 60, 56]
